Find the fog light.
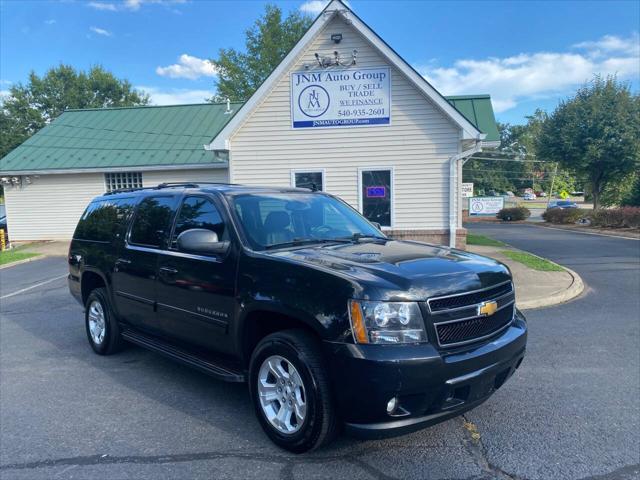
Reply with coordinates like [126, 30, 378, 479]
[386, 397, 398, 414]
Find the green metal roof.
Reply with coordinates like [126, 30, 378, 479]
[445, 95, 500, 143]
[0, 102, 242, 174]
[1, 95, 499, 174]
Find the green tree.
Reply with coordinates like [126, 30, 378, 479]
[210, 4, 312, 102]
[0, 64, 149, 158]
[537, 75, 640, 209]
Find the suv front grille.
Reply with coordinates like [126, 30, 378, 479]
[427, 281, 515, 348]
[428, 281, 512, 312]
[435, 306, 514, 347]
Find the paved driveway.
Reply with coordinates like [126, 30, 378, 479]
[0, 225, 638, 479]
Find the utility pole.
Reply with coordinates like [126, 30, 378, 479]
[547, 162, 558, 207]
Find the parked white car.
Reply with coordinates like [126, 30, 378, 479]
[523, 193, 537, 200]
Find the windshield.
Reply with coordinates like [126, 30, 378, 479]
[230, 193, 385, 250]
[558, 201, 574, 206]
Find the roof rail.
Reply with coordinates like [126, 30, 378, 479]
[104, 181, 240, 196]
[103, 186, 148, 196]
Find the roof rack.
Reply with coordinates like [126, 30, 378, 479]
[104, 182, 239, 196]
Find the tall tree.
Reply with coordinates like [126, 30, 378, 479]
[537, 75, 640, 209]
[210, 4, 312, 102]
[0, 64, 149, 158]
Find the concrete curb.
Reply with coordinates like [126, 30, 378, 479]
[0, 254, 46, 270]
[517, 264, 584, 310]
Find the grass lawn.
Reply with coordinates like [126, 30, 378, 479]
[0, 247, 39, 265]
[466, 233, 506, 247]
[500, 250, 564, 272]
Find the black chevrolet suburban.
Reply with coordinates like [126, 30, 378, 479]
[68, 183, 527, 452]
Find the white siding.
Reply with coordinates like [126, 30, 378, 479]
[141, 168, 228, 186]
[4, 173, 106, 241]
[4, 168, 229, 241]
[229, 16, 460, 230]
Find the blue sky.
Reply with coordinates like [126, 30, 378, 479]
[1, 0, 638, 124]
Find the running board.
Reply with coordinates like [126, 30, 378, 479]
[121, 329, 246, 383]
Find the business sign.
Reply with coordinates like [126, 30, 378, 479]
[469, 196, 504, 216]
[366, 186, 386, 198]
[461, 183, 474, 198]
[290, 67, 391, 128]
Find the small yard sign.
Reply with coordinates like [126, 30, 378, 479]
[461, 183, 474, 198]
[469, 196, 504, 216]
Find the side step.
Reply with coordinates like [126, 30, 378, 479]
[121, 329, 246, 383]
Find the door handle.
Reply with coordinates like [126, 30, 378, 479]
[160, 267, 178, 275]
[116, 258, 132, 265]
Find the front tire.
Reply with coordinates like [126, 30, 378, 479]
[249, 329, 337, 453]
[85, 287, 124, 355]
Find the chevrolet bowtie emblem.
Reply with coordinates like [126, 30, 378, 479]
[477, 300, 498, 317]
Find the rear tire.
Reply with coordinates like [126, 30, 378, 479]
[85, 287, 124, 355]
[249, 329, 337, 453]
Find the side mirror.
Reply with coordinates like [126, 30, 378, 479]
[371, 222, 382, 230]
[177, 228, 230, 256]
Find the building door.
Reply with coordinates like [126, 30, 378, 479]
[360, 168, 393, 227]
[156, 195, 237, 354]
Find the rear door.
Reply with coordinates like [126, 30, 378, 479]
[112, 194, 180, 334]
[156, 194, 238, 353]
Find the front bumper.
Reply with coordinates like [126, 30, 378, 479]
[324, 310, 527, 439]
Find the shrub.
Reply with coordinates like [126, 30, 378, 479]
[542, 208, 590, 224]
[590, 207, 640, 229]
[497, 207, 531, 221]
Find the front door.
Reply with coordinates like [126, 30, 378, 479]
[112, 194, 179, 334]
[156, 194, 237, 353]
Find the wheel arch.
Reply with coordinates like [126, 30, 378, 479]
[240, 306, 322, 365]
[80, 269, 109, 306]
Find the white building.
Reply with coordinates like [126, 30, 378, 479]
[0, 0, 499, 247]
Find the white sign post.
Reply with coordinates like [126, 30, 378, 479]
[290, 67, 391, 129]
[469, 196, 504, 216]
[461, 183, 474, 198]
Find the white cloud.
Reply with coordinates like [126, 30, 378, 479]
[138, 86, 215, 105]
[88, 0, 185, 12]
[299, 1, 327, 15]
[44, 19, 56, 25]
[156, 54, 217, 80]
[87, 2, 118, 11]
[299, 0, 349, 15]
[89, 26, 112, 36]
[419, 34, 640, 113]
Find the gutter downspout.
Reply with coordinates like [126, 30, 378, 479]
[449, 142, 482, 248]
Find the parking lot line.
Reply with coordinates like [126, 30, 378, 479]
[1, 274, 68, 300]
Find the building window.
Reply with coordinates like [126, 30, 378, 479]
[105, 172, 143, 192]
[291, 170, 324, 191]
[360, 168, 393, 227]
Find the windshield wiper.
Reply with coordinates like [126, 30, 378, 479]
[264, 237, 352, 250]
[337, 233, 387, 243]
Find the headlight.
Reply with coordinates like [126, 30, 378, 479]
[348, 300, 427, 344]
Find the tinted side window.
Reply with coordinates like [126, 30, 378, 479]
[75, 197, 135, 242]
[172, 196, 228, 247]
[130, 196, 178, 248]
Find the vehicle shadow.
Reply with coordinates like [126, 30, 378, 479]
[4, 285, 475, 477]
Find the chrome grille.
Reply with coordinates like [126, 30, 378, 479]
[427, 281, 515, 348]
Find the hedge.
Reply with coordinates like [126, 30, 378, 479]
[497, 207, 531, 221]
[590, 207, 640, 229]
[542, 208, 589, 224]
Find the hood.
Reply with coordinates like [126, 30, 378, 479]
[267, 239, 511, 301]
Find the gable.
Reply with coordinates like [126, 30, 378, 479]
[207, 0, 483, 151]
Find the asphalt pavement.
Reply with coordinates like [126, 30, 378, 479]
[0, 225, 639, 479]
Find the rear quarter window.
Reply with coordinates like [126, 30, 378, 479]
[74, 197, 136, 242]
